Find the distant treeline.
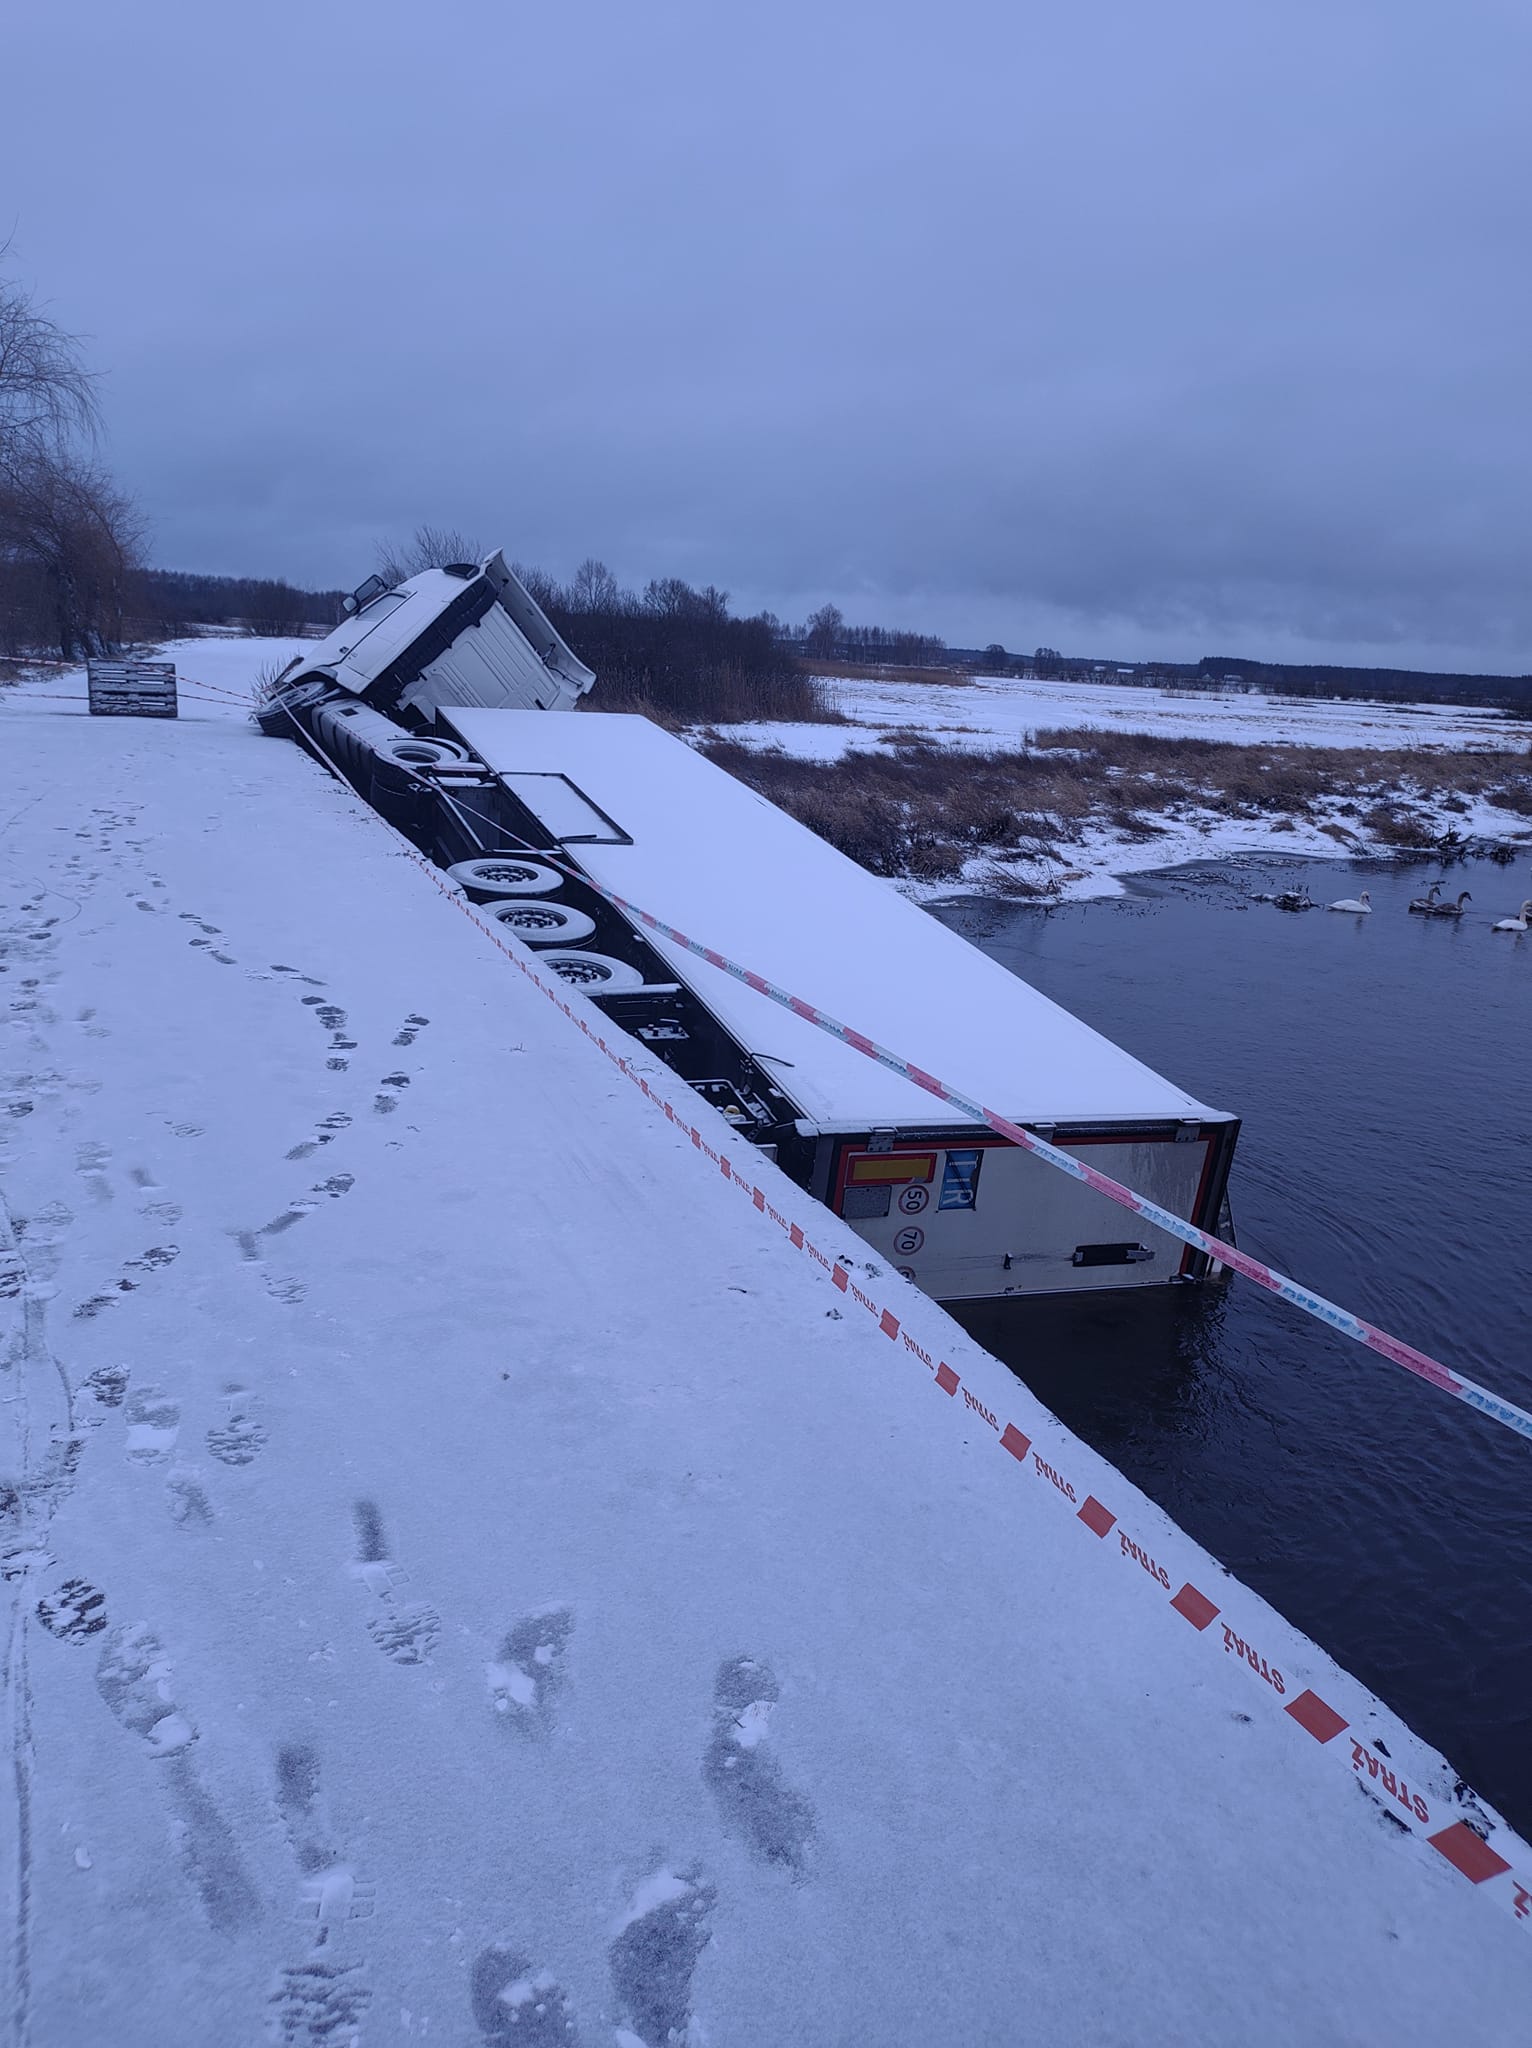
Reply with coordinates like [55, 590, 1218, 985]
[1192, 655, 1532, 715]
[136, 567, 344, 637]
[515, 559, 828, 724]
[963, 643, 1532, 715]
[789, 604, 946, 668]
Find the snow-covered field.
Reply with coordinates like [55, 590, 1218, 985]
[716, 671, 1532, 762]
[4, 685, 1532, 2043]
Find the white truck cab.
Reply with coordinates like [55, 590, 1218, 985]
[270, 551, 594, 723]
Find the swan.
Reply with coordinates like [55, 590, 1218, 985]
[1428, 891, 1472, 918]
[1327, 890, 1372, 913]
[1407, 882, 1442, 914]
[1492, 900, 1532, 933]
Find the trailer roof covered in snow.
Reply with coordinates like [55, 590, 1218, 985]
[444, 710, 1232, 1132]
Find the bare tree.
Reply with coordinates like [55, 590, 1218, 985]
[375, 523, 485, 588]
[0, 452, 145, 659]
[0, 256, 143, 659]
[567, 556, 621, 612]
[805, 603, 844, 658]
[0, 253, 99, 478]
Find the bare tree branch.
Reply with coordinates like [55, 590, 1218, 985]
[0, 246, 100, 476]
[375, 523, 485, 587]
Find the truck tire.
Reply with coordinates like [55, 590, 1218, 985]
[384, 736, 470, 769]
[447, 857, 564, 898]
[487, 899, 597, 946]
[537, 951, 646, 992]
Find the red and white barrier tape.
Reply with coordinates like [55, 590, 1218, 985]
[266, 707, 1532, 1929]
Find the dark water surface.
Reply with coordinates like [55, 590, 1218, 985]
[932, 856, 1532, 1833]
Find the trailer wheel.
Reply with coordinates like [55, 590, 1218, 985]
[538, 950, 646, 992]
[447, 857, 564, 897]
[385, 736, 471, 769]
[487, 899, 597, 946]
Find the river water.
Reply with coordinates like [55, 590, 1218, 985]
[931, 855, 1532, 1834]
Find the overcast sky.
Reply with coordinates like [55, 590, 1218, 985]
[4, 0, 1528, 669]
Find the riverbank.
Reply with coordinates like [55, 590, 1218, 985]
[701, 722, 1532, 903]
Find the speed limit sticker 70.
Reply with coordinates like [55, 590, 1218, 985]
[894, 1225, 925, 1255]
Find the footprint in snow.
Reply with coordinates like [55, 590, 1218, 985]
[129, 1164, 181, 1224]
[75, 1139, 113, 1201]
[392, 1013, 430, 1048]
[83, 1364, 130, 1409]
[351, 1501, 440, 1665]
[252, 1171, 355, 1240]
[487, 1606, 574, 1732]
[206, 1386, 267, 1467]
[366, 1604, 441, 1665]
[471, 1944, 580, 2044]
[275, 1740, 378, 1929]
[124, 1388, 181, 1466]
[608, 1866, 715, 2048]
[167, 1471, 214, 1527]
[372, 1072, 409, 1115]
[269, 1961, 372, 2048]
[72, 1242, 179, 1319]
[36, 1576, 109, 1643]
[703, 1656, 815, 1875]
[95, 1622, 197, 1758]
[286, 1109, 352, 1161]
[276, 1740, 339, 1876]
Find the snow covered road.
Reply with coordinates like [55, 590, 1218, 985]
[3, 700, 1530, 2045]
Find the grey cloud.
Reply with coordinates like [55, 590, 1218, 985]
[2, 0, 1527, 669]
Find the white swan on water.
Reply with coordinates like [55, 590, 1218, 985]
[1492, 900, 1532, 933]
[1328, 891, 1371, 913]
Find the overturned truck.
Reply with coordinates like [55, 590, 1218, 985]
[265, 554, 1239, 1305]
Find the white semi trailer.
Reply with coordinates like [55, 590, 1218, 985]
[268, 556, 1239, 1305]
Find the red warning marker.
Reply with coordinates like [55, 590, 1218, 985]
[1284, 1690, 1350, 1745]
[935, 1363, 960, 1396]
[879, 1309, 900, 1340]
[1001, 1424, 1031, 1462]
[1077, 1497, 1116, 1539]
[1170, 1583, 1221, 1631]
[1428, 1822, 1513, 1885]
